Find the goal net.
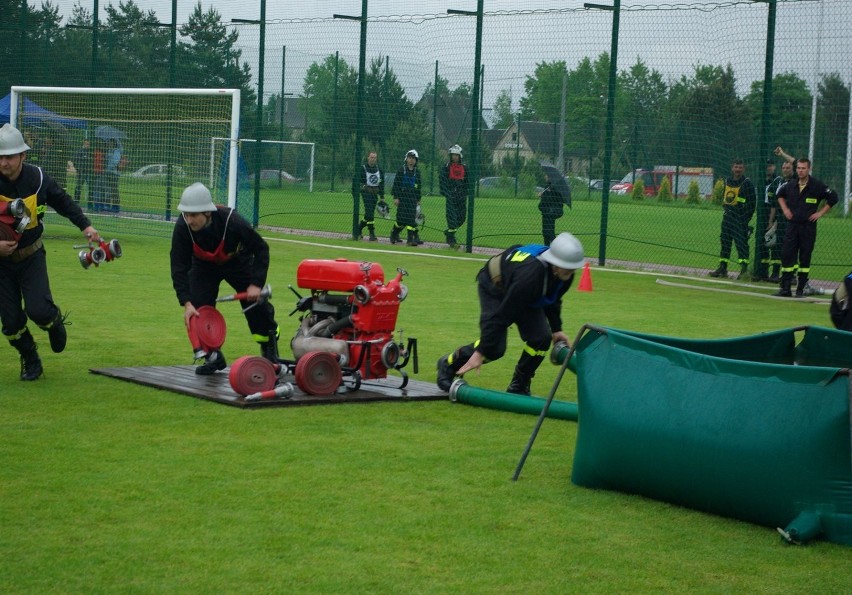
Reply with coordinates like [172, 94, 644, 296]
[9, 86, 239, 236]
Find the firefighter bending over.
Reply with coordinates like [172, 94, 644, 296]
[170, 183, 279, 374]
[436, 232, 585, 395]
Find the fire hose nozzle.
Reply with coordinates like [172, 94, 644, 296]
[244, 382, 294, 402]
[2, 198, 26, 218]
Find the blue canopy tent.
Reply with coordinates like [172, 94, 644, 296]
[0, 94, 87, 129]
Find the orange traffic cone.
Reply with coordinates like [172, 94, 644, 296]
[577, 262, 593, 292]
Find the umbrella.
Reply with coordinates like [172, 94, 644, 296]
[539, 161, 572, 208]
[95, 125, 127, 142]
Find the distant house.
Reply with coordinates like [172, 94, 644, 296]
[491, 120, 589, 175]
[417, 94, 489, 154]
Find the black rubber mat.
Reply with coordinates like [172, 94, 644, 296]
[90, 365, 446, 409]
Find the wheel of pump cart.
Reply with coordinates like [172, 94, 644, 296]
[193, 306, 227, 352]
[229, 355, 277, 396]
[294, 351, 342, 396]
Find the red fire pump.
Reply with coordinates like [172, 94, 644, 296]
[287, 258, 418, 394]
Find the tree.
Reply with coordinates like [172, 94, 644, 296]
[744, 72, 811, 161]
[617, 58, 668, 169]
[686, 179, 701, 205]
[815, 72, 850, 190]
[491, 89, 514, 130]
[631, 178, 644, 201]
[656, 175, 673, 203]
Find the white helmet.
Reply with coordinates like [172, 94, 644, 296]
[0, 123, 31, 156]
[449, 144, 463, 157]
[541, 232, 585, 269]
[178, 183, 217, 213]
[406, 149, 419, 161]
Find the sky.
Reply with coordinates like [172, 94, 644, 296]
[45, 0, 852, 120]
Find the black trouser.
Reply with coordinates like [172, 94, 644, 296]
[361, 192, 377, 224]
[445, 191, 466, 233]
[475, 269, 550, 371]
[0, 248, 59, 339]
[719, 207, 750, 263]
[781, 221, 817, 273]
[542, 214, 559, 246]
[188, 259, 277, 343]
[769, 219, 786, 270]
[754, 202, 769, 277]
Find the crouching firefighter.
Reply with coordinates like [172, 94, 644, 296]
[170, 183, 280, 374]
[436, 232, 585, 395]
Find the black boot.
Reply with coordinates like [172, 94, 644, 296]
[506, 368, 533, 396]
[44, 310, 69, 353]
[414, 230, 424, 245]
[445, 231, 457, 248]
[260, 331, 280, 364]
[357, 220, 367, 239]
[737, 263, 749, 280]
[768, 264, 780, 283]
[436, 344, 476, 391]
[774, 273, 793, 297]
[196, 350, 227, 375]
[367, 224, 377, 242]
[795, 274, 809, 298]
[506, 351, 545, 395]
[708, 262, 728, 278]
[390, 225, 401, 244]
[407, 230, 418, 246]
[10, 330, 43, 381]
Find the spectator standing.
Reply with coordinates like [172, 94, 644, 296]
[390, 149, 422, 246]
[104, 139, 122, 213]
[754, 158, 779, 281]
[709, 159, 756, 280]
[354, 151, 384, 242]
[438, 144, 468, 249]
[773, 158, 838, 297]
[766, 156, 795, 282]
[0, 124, 100, 381]
[72, 139, 93, 205]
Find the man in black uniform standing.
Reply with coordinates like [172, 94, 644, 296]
[354, 150, 384, 242]
[0, 123, 100, 381]
[709, 159, 756, 280]
[439, 144, 468, 248]
[754, 159, 779, 281]
[774, 158, 838, 298]
[170, 183, 279, 374]
[390, 150, 423, 246]
[436, 232, 585, 395]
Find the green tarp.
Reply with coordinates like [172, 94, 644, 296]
[571, 325, 852, 545]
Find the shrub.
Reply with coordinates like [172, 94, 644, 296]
[657, 176, 673, 202]
[686, 180, 702, 204]
[712, 178, 725, 205]
[631, 179, 645, 201]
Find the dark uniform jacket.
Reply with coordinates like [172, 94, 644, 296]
[479, 245, 573, 356]
[722, 176, 757, 220]
[354, 163, 384, 198]
[439, 161, 468, 199]
[538, 185, 565, 219]
[170, 207, 270, 306]
[775, 176, 838, 224]
[0, 163, 91, 251]
[391, 165, 421, 204]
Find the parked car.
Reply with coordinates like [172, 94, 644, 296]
[478, 177, 544, 195]
[589, 179, 621, 191]
[129, 164, 186, 180]
[259, 169, 300, 183]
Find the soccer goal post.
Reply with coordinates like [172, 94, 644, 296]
[209, 137, 315, 194]
[9, 86, 240, 234]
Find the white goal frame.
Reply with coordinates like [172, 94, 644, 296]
[10, 86, 241, 208]
[209, 137, 315, 193]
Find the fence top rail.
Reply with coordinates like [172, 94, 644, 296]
[11, 86, 239, 96]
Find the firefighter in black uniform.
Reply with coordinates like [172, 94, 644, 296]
[0, 123, 100, 381]
[765, 158, 795, 282]
[436, 232, 585, 395]
[170, 183, 279, 374]
[354, 151, 385, 242]
[774, 158, 838, 298]
[709, 159, 756, 280]
[439, 144, 468, 248]
[754, 159, 779, 281]
[390, 150, 423, 246]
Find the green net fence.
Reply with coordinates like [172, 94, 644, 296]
[1, 0, 850, 283]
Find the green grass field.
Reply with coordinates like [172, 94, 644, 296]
[2, 227, 849, 592]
